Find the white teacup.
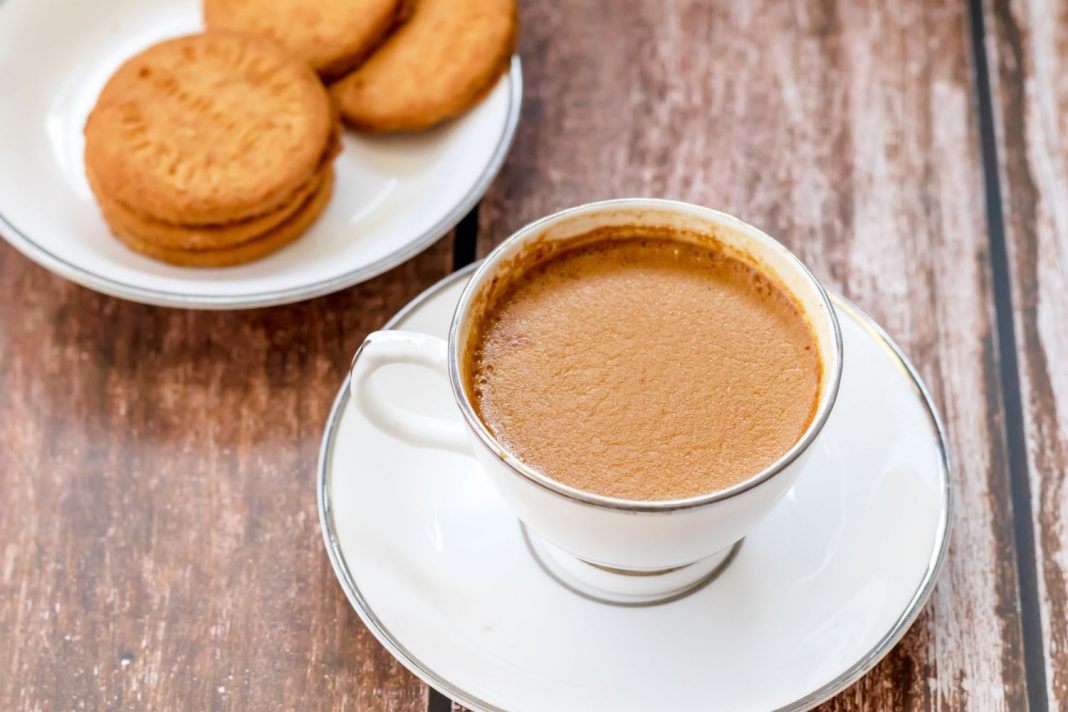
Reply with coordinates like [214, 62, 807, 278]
[351, 199, 843, 603]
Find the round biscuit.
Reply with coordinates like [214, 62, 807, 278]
[330, 0, 517, 133]
[204, 0, 406, 79]
[109, 168, 335, 267]
[85, 33, 335, 225]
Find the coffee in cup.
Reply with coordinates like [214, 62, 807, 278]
[462, 226, 821, 501]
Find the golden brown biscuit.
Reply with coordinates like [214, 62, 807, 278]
[89, 164, 319, 250]
[204, 0, 407, 79]
[85, 33, 335, 225]
[110, 168, 334, 267]
[330, 0, 517, 132]
[86, 132, 340, 251]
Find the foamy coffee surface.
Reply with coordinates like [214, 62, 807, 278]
[467, 233, 821, 501]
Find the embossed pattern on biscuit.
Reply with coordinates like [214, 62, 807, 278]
[85, 33, 334, 225]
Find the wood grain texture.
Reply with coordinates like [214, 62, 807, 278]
[0, 0, 1056, 710]
[0, 235, 454, 711]
[986, 0, 1068, 706]
[479, 1, 1028, 708]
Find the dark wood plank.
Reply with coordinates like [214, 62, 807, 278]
[986, 0, 1068, 704]
[478, 1, 1027, 708]
[0, 236, 454, 711]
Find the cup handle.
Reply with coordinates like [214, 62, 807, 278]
[349, 330, 472, 455]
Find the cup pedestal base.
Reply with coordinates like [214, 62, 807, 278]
[522, 525, 740, 605]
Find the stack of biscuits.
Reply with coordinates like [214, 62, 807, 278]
[85, 0, 517, 267]
[84, 33, 339, 267]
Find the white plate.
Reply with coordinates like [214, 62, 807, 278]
[0, 0, 521, 308]
[318, 266, 952, 712]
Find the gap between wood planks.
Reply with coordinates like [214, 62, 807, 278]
[452, 205, 480, 274]
[969, 0, 1049, 709]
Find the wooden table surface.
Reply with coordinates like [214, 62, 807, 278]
[1, 0, 1064, 710]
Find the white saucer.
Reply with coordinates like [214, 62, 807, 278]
[0, 0, 520, 309]
[318, 265, 952, 711]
